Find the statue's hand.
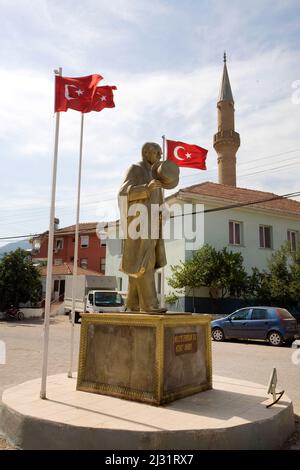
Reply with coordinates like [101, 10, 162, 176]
[148, 179, 162, 192]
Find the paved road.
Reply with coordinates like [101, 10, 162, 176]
[213, 340, 300, 414]
[0, 316, 299, 448]
[0, 316, 80, 397]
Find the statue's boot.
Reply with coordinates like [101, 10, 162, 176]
[140, 307, 168, 314]
[125, 305, 140, 312]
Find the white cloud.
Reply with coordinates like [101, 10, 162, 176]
[1, 47, 300, 225]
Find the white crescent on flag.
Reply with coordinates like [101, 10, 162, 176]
[174, 146, 185, 161]
[65, 84, 78, 100]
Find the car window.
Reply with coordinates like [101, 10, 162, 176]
[230, 309, 250, 320]
[276, 308, 293, 319]
[251, 308, 268, 320]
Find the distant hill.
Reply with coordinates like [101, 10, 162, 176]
[0, 240, 31, 257]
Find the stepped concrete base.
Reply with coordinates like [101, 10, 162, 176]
[0, 373, 294, 450]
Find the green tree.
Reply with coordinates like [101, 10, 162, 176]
[0, 249, 42, 310]
[246, 243, 300, 307]
[167, 244, 247, 308]
[246, 267, 272, 304]
[164, 293, 179, 307]
[267, 243, 292, 305]
[217, 248, 248, 298]
[288, 241, 300, 305]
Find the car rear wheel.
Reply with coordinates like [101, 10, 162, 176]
[212, 328, 225, 342]
[17, 311, 24, 321]
[285, 337, 294, 346]
[69, 312, 81, 323]
[268, 331, 283, 346]
[74, 312, 81, 324]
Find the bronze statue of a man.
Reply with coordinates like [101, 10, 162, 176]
[118, 142, 179, 313]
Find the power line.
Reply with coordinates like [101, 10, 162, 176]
[0, 234, 38, 241]
[236, 147, 300, 167]
[169, 192, 300, 217]
[1, 190, 300, 241]
[2, 156, 300, 227]
[1, 147, 300, 218]
[1, 147, 300, 230]
[203, 191, 300, 214]
[239, 160, 300, 178]
[164, 155, 300, 187]
[1, 145, 300, 213]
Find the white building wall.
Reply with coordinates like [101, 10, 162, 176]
[105, 198, 300, 305]
[41, 274, 66, 300]
[164, 237, 186, 295]
[203, 204, 300, 272]
[105, 237, 128, 293]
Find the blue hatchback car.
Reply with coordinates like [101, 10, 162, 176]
[211, 307, 298, 346]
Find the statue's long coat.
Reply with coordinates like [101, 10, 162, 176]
[118, 160, 167, 277]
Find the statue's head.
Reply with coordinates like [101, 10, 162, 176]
[142, 142, 162, 165]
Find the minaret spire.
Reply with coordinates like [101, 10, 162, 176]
[213, 54, 240, 187]
[218, 52, 234, 103]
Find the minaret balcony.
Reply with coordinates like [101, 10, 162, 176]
[213, 130, 240, 148]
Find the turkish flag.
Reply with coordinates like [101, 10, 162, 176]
[89, 85, 117, 112]
[55, 74, 102, 113]
[166, 139, 208, 170]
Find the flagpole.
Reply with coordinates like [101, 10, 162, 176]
[160, 134, 166, 309]
[40, 67, 62, 399]
[68, 112, 84, 378]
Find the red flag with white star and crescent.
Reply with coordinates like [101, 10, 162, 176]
[166, 139, 208, 170]
[55, 74, 103, 113]
[89, 85, 117, 112]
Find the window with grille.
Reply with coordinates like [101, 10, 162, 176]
[157, 272, 162, 294]
[55, 238, 64, 250]
[100, 239, 107, 246]
[287, 230, 297, 251]
[100, 258, 106, 273]
[80, 235, 89, 248]
[80, 259, 88, 269]
[259, 225, 272, 249]
[229, 221, 242, 245]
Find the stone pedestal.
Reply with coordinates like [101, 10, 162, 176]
[77, 313, 212, 405]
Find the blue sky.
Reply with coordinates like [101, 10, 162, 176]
[1, 0, 300, 245]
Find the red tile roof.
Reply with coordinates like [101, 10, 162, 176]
[39, 263, 102, 277]
[177, 181, 300, 215]
[55, 222, 98, 235]
[33, 222, 100, 241]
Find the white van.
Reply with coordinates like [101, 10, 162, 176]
[64, 275, 124, 323]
